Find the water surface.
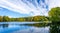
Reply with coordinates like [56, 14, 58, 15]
[0, 22, 50, 33]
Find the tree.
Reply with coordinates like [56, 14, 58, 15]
[33, 16, 48, 22]
[48, 7, 60, 22]
[0, 16, 3, 22]
[3, 16, 10, 22]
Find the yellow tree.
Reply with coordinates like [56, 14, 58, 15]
[0, 16, 3, 22]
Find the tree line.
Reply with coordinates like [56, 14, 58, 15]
[0, 16, 49, 22]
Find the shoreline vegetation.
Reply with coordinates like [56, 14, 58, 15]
[0, 16, 49, 22]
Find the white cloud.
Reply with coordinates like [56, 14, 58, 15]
[0, 0, 60, 16]
[0, 0, 31, 14]
[49, 0, 60, 10]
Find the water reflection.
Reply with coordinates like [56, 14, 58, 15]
[50, 22, 60, 33]
[0, 22, 60, 33]
[12, 27, 50, 33]
[0, 22, 50, 33]
[0, 24, 8, 28]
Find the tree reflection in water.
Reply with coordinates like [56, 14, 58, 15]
[50, 22, 60, 33]
[0, 22, 60, 33]
[24, 22, 60, 33]
[1, 24, 8, 28]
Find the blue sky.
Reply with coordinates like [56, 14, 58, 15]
[0, 0, 60, 18]
[0, 7, 30, 18]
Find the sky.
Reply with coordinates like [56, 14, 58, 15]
[0, 0, 60, 18]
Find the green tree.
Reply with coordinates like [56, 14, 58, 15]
[3, 16, 10, 22]
[33, 16, 48, 22]
[48, 7, 60, 22]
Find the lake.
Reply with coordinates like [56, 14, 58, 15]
[0, 22, 60, 33]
